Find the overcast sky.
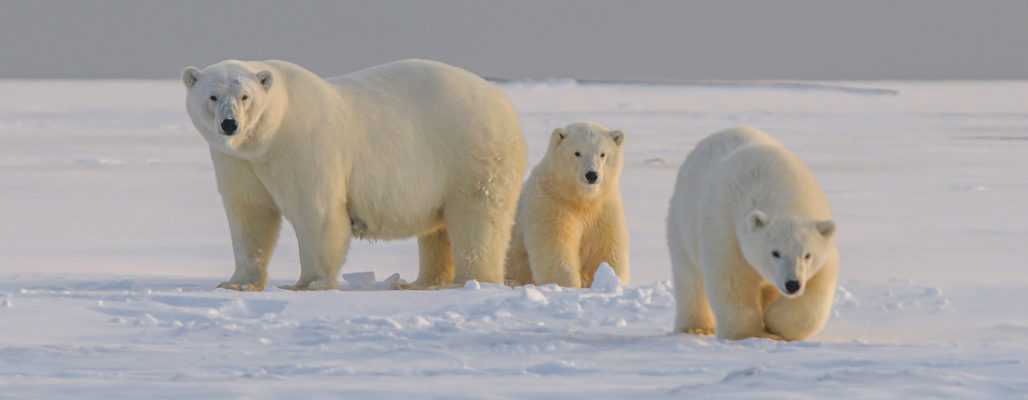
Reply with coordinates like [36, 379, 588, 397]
[2, 1, 1027, 80]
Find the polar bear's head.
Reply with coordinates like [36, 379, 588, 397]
[738, 211, 836, 298]
[544, 122, 625, 198]
[182, 60, 284, 159]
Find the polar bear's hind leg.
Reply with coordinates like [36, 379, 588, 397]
[445, 197, 514, 285]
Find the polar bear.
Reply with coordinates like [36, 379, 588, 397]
[667, 126, 838, 340]
[505, 122, 629, 288]
[181, 59, 526, 291]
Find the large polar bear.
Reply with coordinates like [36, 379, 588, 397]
[181, 59, 526, 291]
[505, 122, 629, 288]
[667, 127, 838, 340]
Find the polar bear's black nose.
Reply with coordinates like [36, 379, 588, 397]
[585, 171, 598, 184]
[220, 119, 238, 135]
[785, 280, 801, 294]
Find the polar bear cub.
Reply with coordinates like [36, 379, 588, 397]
[182, 59, 526, 291]
[667, 127, 838, 340]
[505, 122, 629, 288]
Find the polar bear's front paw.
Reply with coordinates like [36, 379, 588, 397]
[397, 276, 457, 290]
[685, 328, 715, 336]
[279, 278, 339, 291]
[396, 281, 424, 290]
[216, 281, 265, 292]
[306, 279, 339, 290]
[397, 281, 440, 290]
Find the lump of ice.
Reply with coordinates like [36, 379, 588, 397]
[342, 271, 376, 288]
[522, 286, 549, 306]
[341, 271, 405, 290]
[380, 273, 403, 290]
[591, 263, 621, 292]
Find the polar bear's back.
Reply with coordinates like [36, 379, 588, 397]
[684, 126, 776, 171]
[670, 127, 778, 211]
[714, 128, 831, 220]
[330, 59, 515, 131]
[668, 127, 829, 259]
[328, 59, 523, 158]
[329, 59, 496, 103]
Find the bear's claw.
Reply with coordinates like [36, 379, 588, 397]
[685, 328, 715, 336]
[396, 281, 461, 290]
[396, 281, 436, 290]
[279, 278, 339, 291]
[216, 282, 264, 292]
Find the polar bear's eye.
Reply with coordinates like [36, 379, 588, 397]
[574, 152, 581, 157]
[241, 95, 249, 101]
[771, 250, 781, 258]
[209, 96, 218, 102]
[601, 153, 606, 158]
[804, 253, 812, 260]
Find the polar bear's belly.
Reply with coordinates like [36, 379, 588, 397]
[349, 206, 444, 240]
[347, 178, 448, 240]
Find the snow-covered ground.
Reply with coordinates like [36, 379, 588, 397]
[2, 80, 1027, 399]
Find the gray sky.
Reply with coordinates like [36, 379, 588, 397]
[2, 0, 1027, 80]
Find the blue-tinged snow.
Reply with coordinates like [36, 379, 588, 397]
[1, 80, 1026, 399]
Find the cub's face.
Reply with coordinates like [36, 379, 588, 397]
[546, 122, 625, 198]
[182, 61, 277, 159]
[738, 211, 836, 297]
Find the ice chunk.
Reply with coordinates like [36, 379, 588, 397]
[523, 286, 549, 305]
[591, 263, 621, 292]
[342, 271, 376, 288]
[380, 273, 403, 289]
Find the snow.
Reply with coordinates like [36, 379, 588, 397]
[2, 79, 1028, 398]
[590, 263, 622, 293]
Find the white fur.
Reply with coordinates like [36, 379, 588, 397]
[182, 59, 526, 291]
[505, 122, 629, 288]
[667, 126, 838, 340]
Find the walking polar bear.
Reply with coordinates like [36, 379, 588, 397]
[667, 127, 838, 340]
[505, 122, 630, 288]
[182, 59, 526, 291]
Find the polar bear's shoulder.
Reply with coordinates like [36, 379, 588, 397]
[678, 126, 783, 188]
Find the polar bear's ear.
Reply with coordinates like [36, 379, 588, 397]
[257, 70, 274, 90]
[815, 220, 836, 238]
[182, 66, 200, 89]
[549, 128, 566, 148]
[609, 130, 624, 146]
[747, 210, 768, 231]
